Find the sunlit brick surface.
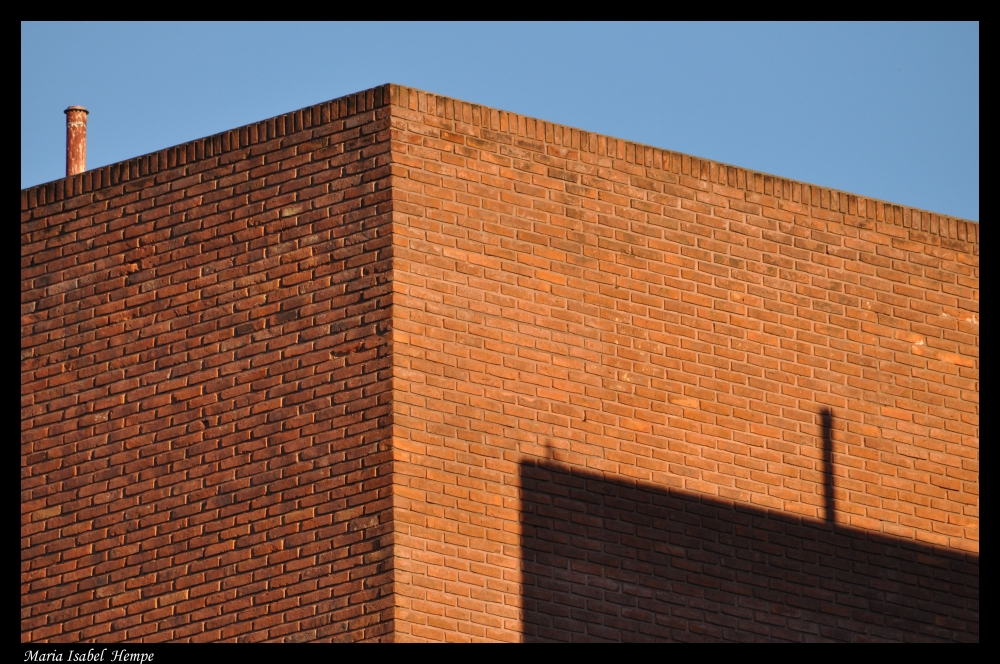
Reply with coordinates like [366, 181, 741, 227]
[386, 86, 978, 642]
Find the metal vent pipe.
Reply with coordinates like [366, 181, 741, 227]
[64, 106, 89, 176]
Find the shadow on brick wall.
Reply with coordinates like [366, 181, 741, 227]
[518, 457, 978, 642]
[821, 407, 835, 523]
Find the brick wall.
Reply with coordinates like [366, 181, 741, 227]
[23, 83, 979, 643]
[387, 85, 978, 642]
[21, 88, 396, 642]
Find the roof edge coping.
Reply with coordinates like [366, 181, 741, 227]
[20, 82, 978, 248]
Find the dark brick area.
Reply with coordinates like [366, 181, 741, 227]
[22, 88, 395, 642]
[520, 460, 978, 642]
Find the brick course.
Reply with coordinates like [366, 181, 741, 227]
[22, 84, 978, 642]
[22, 88, 395, 642]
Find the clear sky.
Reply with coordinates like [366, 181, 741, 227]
[21, 22, 979, 221]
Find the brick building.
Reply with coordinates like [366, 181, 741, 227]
[21, 84, 979, 642]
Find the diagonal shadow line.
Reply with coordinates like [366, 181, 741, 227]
[518, 417, 979, 643]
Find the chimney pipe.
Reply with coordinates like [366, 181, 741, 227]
[64, 106, 89, 177]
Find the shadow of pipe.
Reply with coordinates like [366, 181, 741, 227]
[518, 458, 979, 642]
[821, 408, 834, 523]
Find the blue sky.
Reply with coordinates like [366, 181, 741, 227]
[21, 22, 979, 221]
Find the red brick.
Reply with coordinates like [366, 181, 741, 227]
[22, 84, 977, 644]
